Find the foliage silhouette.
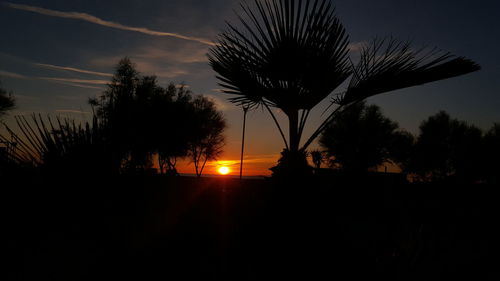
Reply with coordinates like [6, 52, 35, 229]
[208, 0, 480, 177]
[0, 114, 114, 176]
[0, 81, 15, 119]
[90, 58, 227, 175]
[409, 111, 483, 182]
[310, 149, 324, 169]
[1, 58, 227, 177]
[89, 58, 154, 172]
[188, 95, 226, 177]
[483, 123, 500, 184]
[319, 101, 410, 172]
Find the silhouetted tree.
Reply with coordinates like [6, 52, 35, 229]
[483, 123, 500, 184]
[0, 81, 15, 119]
[89, 58, 143, 172]
[209, 0, 480, 177]
[188, 96, 226, 177]
[319, 102, 409, 172]
[154, 84, 196, 175]
[90, 59, 205, 174]
[310, 150, 324, 169]
[410, 111, 483, 182]
[389, 130, 416, 172]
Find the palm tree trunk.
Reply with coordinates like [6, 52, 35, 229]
[288, 110, 299, 153]
[240, 106, 248, 179]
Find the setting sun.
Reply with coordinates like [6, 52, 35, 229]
[218, 166, 230, 175]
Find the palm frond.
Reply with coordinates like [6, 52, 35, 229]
[0, 115, 110, 172]
[340, 38, 481, 105]
[208, 0, 352, 112]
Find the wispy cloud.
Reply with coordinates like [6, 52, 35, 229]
[39, 77, 109, 85]
[89, 55, 190, 79]
[55, 109, 91, 114]
[4, 2, 216, 46]
[204, 94, 234, 111]
[35, 63, 112, 77]
[49, 81, 105, 90]
[348, 41, 368, 55]
[0, 70, 29, 79]
[0, 69, 106, 89]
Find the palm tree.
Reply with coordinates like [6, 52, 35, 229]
[209, 0, 480, 175]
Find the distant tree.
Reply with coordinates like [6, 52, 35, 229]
[90, 59, 186, 173]
[0, 81, 15, 119]
[154, 84, 196, 175]
[188, 96, 226, 177]
[310, 150, 324, 169]
[90, 58, 228, 175]
[209, 0, 480, 178]
[389, 130, 416, 172]
[483, 123, 500, 183]
[410, 111, 483, 182]
[319, 102, 408, 172]
[89, 57, 143, 172]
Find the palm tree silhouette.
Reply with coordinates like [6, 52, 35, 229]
[209, 0, 480, 175]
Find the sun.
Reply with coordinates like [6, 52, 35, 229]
[218, 166, 230, 175]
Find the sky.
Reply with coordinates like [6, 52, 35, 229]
[1, 0, 499, 176]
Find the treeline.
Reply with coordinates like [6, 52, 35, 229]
[317, 102, 500, 184]
[407, 111, 499, 183]
[0, 58, 226, 178]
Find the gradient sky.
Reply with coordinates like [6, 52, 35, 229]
[1, 0, 499, 176]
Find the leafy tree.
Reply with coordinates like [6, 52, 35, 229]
[310, 150, 324, 169]
[188, 96, 226, 177]
[155, 84, 197, 175]
[0, 81, 15, 118]
[410, 111, 483, 182]
[89, 58, 144, 172]
[319, 101, 408, 172]
[483, 123, 500, 183]
[209, 0, 480, 177]
[90, 58, 225, 175]
[389, 130, 415, 172]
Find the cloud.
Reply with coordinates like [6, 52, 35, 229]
[49, 81, 105, 90]
[13, 94, 39, 101]
[136, 45, 208, 64]
[4, 2, 216, 46]
[35, 63, 112, 77]
[89, 55, 190, 79]
[39, 77, 109, 85]
[56, 95, 86, 101]
[55, 109, 91, 114]
[348, 41, 368, 53]
[204, 94, 234, 111]
[0, 67, 106, 89]
[0, 70, 29, 79]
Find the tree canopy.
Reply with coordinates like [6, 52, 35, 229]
[409, 111, 483, 182]
[319, 101, 411, 172]
[90, 58, 226, 175]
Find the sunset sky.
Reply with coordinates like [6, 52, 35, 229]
[1, 0, 499, 176]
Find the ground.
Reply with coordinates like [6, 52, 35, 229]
[3, 175, 500, 280]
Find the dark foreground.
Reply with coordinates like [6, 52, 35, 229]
[3, 175, 500, 280]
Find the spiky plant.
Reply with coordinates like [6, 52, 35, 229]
[209, 0, 480, 175]
[0, 114, 115, 176]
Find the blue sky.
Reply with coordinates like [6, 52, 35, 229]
[1, 0, 499, 175]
